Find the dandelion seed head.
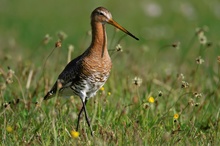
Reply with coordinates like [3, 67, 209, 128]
[6, 78, 13, 84]
[196, 56, 204, 64]
[196, 27, 208, 45]
[172, 41, 180, 49]
[42, 34, 52, 45]
[143, 103, 149, 109]
[133, 77, 142, 87]
[181, 81, 189, 88]
[55, 40, 62, 48]
[3, 102, 9, 108]
[177, 73, 185, 80]
[196, 28, 205, 37]
[116, 44, 123, 52]
[158, 91, 163, 97]
[57, 31, 67, 41]
[195, 103, 200, 107]
[44, 34, 51, 39]
[188, 98, 195, 106]
[7, 67, 14, 79]
[199, 35, 207, 45]
[194, 92, 202, 98]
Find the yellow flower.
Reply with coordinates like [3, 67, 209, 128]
[71, 130, 79, 138]
[6, 126, 13, 133]
[100, 87, 105, 91]
[107, 92, 111, 96]
[148, 96, 155, 103]
[174, 113, 179, 119]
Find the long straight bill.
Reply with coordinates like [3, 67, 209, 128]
[108, 19, 139, 40]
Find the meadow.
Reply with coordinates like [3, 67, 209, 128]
[1, 0, 220, 145]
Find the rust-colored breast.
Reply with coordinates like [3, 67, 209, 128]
[82, 49, 112, 77]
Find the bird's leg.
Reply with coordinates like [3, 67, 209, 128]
[82, 99, 94, 136]
[76, 99, 87, 131]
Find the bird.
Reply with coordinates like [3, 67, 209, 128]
[43, 6, 139, 136]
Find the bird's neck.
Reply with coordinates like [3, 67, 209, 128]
[88, 21, 108, 58]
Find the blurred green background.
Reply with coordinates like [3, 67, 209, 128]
[1, 0, 220, 55]
[1, 0, 220, 89]
[1, 0, 220, 93]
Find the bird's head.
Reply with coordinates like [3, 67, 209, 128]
[91, 7, 139, 40]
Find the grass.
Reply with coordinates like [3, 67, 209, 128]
[1, 0, 220, 145]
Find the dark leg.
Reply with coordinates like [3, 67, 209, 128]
[82, 100, 94, 136]
[76, 99, 87, 131]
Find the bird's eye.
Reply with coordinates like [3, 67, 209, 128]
[98, 12, 104, 16]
